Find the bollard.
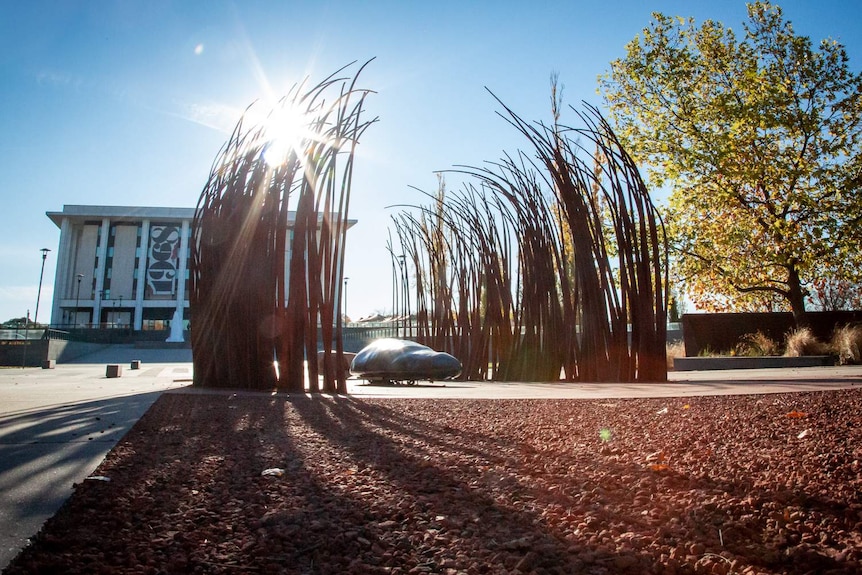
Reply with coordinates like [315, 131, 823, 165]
[41, 359, 56, 369]
[106, 364, 123, 378]
[130, 360, 142, 370]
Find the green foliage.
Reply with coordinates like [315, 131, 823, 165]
[1, 317, 41, 329]
[600, 2, 862, 320]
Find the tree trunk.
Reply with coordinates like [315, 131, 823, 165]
[787, 266, 808, 327]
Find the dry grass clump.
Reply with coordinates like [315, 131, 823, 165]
[830, 324, 862, 365]
[784, 327, 830, 357]
[666, 340, 685, 370]
[734, 331, 780, 356]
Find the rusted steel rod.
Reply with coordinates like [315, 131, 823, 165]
[390, 98, 667, 383]
[190, 62, 375, 391]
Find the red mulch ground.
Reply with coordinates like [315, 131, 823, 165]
[5, 388, 862, 574]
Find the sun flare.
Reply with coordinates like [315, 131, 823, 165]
[260, 105, 314, 167]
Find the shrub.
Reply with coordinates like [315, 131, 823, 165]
[829, 324, 862, 365]
[734, 331, 780, 357]
[784, 327, 829, 357]
[666, 340, 685, 370]
[697, 345, 717, 357]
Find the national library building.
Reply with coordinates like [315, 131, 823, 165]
[46, 205, 355, 333]
[47, 205, 196, 331]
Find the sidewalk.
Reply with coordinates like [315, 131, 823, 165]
[344, 364, 862, 398]
[1, 360, 860, 570]
[0, 362, 190, 570]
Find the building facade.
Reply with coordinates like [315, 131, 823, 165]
[47, 205, 195, 331]
[47, 204, 356, 332]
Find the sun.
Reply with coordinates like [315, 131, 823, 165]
[261, 105, 312, 168]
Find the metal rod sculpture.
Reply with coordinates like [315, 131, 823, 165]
[190, 62, 375, 392]
[390, 100, 668, 382]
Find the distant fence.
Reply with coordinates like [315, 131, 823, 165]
[341, 322, 683, 354]
[2, 322, 683, 366]
[341, 324, 402, 353]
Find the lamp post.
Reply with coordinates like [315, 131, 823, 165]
[33, 248, 50, 328]
[397, 255, 406, 338]
[98, 290, 105, 328]
[75, 273, 83, 327]
[394, 255, 401, 337]
[21, 310, 30, 368]
[343, 277, 349, 323]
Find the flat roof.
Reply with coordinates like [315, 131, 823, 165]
[46, 204, 356, 229]
[46, 205, 195, 228]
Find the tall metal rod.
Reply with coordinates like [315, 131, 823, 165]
[343, 277, 349, 321]
[34, 248, 50, 327]
[389, 99, 667, 383]
[190, 61, 375, 392]
[75, 273, 83, 327]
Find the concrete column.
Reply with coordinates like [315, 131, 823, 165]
[174, 219, 190, 319]
[134, 220, 150, 331]
[50, 217, 73, 326]
[92, 218, 110, 325]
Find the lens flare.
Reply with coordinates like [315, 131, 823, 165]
[261, 107, 310, 167]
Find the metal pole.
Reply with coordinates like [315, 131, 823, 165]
[401, 258, 406, 339]
[343, 277, 349, 322]
[391, 256, 397, 337]
[33, 248, 50, 327]
[22, 309, 29, 369]
[75, 273, 83, 327]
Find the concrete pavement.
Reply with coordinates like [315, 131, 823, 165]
[1, 356, 860, 572]
[0, 360, 191, 570]
[345, 364, 862, 398]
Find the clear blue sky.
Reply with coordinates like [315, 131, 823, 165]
[1, 1, 860, 324]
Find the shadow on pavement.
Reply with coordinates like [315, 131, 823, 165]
[0, 390, 165, 570]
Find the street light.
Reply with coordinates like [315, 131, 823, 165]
[33, 248, 50, 328]
[98, 289, 106, 328]
[397, 255, 406, 338]
[21, 309, 30, 369]
[75, 273, 83, 327]
[343, 277, 349, 322]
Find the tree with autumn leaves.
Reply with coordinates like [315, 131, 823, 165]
[600, 1, 862, 324]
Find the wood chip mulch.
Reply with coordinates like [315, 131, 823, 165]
[5, 388, 862, 575]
